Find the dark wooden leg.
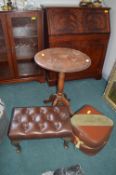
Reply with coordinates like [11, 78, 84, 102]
[63, 137, 71, 149]
[64, 93, 70, 101]
[11, 140, 21, 153]
[64, 140, 69, 149]
[44, 94, 57, 104]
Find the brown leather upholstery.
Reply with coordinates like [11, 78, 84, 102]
[71, 105, 114, 155]
[8, 106, 73, 141]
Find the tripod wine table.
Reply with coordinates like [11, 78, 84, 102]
[34, 48, 91, 112]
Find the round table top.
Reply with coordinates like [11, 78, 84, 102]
[34, 48, 91, 73]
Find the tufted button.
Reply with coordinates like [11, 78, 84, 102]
[20, 115, 28, 123]
[21, 122, 29, 130]
[40, 107, 47, 114]
[21, 122, 33, 133]
[54, 122, 62, 131]
[38, 122, 48, 132]
[60, 112, 68, 120]
[46, 113, 54, 121]
[26, 109, 31, 115]
[32, 114, 41, 123]
[54, 106, 60, 113]
[13, 114, 21, 123]
[11, 122, 19, 130]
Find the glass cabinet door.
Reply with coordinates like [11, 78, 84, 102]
[0, 15, 13, 80]
[9, 11, 43, 77]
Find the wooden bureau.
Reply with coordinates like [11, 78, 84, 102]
[45, 7, 110, 86]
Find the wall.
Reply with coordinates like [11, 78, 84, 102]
[102, 0, 116, 80]
[39, 0, 80, 6]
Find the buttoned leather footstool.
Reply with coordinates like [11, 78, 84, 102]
[8, 106, 73, 152]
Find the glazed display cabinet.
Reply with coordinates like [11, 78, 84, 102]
[0, 10, 45, 84]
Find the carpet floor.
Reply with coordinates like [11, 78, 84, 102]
[0, 78, 116, 175]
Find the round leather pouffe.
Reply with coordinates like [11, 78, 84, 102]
[71, 105, 114, 156]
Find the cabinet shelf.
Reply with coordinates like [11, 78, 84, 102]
[18, 61, 43, 77]
[13, 35, 38, 39]
[13, 26, 37, 37]
[15, 44, 37, 59]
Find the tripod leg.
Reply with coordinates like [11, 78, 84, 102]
[44, 94, 56, 104]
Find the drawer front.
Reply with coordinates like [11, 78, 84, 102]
[46, 8, 110, 35]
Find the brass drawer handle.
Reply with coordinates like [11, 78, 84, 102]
[31, 16, 37, 20]
[104, 10, 109, 13]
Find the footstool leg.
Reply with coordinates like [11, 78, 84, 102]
[11, 140, 21, 153]
[64, 140, 69, 149]
[63, 137, 71, 149]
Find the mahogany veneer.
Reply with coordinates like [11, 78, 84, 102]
[45, 7, 110, 86]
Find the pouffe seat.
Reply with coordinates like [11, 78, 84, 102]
[8, 106, 73, 152]
[71, 105, 114, 156]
